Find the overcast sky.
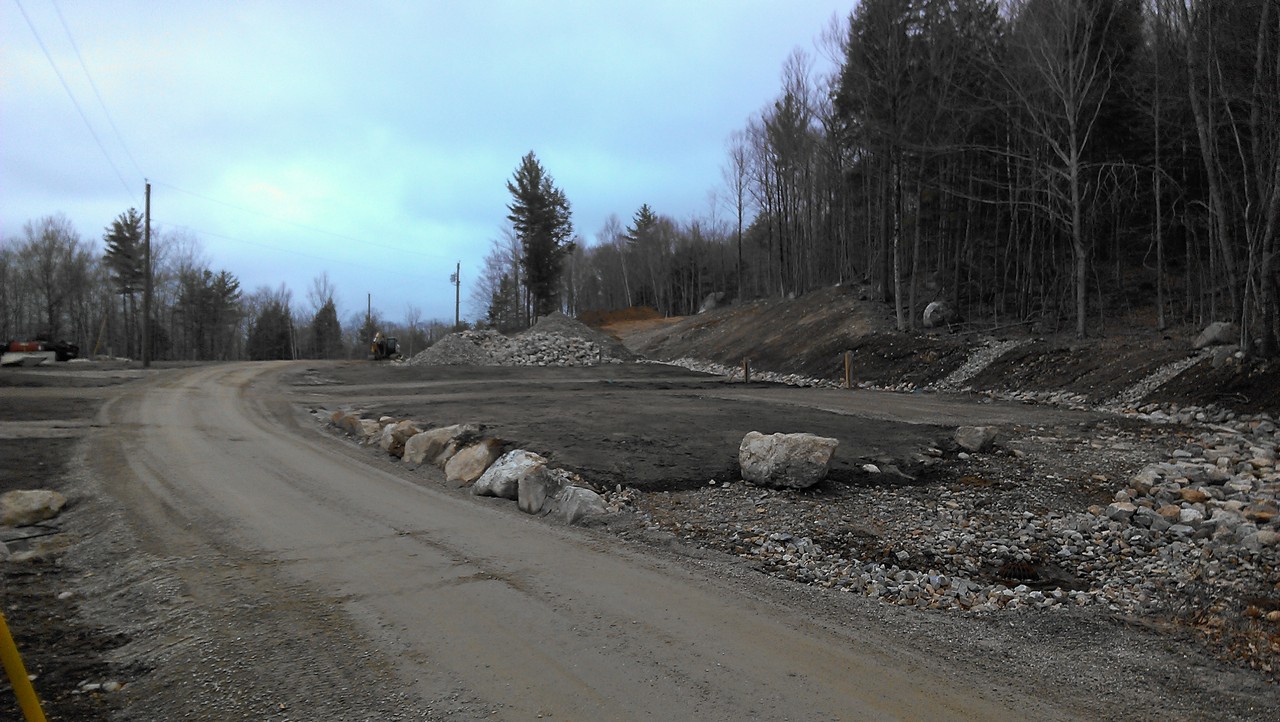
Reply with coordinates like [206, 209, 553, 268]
[2, 1, 850, 324]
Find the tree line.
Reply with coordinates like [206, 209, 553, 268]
[478, 0, 1279, 355]
[0, 211, 455, 361]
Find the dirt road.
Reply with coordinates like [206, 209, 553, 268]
[83, 362, 1077, 720]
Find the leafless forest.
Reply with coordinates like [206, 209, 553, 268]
[4, 1, 1278, 359]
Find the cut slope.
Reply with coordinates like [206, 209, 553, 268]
[607, 285, 1278, 413]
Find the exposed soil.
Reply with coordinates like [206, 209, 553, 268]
[2, 289, 1279, 720]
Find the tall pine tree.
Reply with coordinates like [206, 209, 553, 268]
[103, 208, 145, 357]
[506, 152, 574, 319]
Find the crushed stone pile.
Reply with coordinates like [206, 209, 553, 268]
[527, 311, 637, 362]
[407, 330, 508, 366]
[408, 313, 635, 367]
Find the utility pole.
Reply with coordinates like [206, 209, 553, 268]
[142, 180, 152, 368]
[455, 261, 461, 330]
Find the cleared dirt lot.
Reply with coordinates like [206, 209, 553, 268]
[305, 361, 1098, 490]
[2, 359, 1278, 720]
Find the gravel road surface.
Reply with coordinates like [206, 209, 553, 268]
[86, 362, 1071, 720]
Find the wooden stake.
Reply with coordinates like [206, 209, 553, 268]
[844, 351, 852, 389]
[741, 358, 750, 384]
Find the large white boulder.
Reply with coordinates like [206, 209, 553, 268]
[472, 449, 546, 498]
[1, 489, 68, 526]
[738, 432, 838, 489]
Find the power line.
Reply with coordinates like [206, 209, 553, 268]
[12, 0, 137, 203]
[50, 0, 145, 180]
[151, 180, 452, 262]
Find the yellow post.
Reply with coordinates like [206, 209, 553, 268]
[0, 609, 47, 722]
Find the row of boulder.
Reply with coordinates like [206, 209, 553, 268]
[327, 409, 608, 524]
[331, 414, 996, 500]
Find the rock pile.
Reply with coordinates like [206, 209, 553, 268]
[407, 330, 508, 366]
[407, 314, 632, 367]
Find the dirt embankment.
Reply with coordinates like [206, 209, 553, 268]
[607, 285, 1280, 414]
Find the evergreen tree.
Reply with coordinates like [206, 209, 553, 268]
[311, 298, 344, 359]
[246, 299, 292, 360]
[506, 152, 574, 318]
[103, 208, 145, 357]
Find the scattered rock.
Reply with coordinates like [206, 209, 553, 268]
[1, 489, 68, 526]
[738, 432, 838, 490]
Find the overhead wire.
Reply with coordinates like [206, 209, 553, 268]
[50, 0, 145, 181]
[12, 0, 138, 203]
[12, 0, 449, 293]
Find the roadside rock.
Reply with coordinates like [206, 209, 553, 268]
[517, 464, 564, 513]
[379, 420, 422, 456]
[1193, 321, 1237, 349]
[955, 426, 998, 453]
[473, 449, 547, 500]
[546, 486, 608, 525]
[1, 489, 68, 526]
[445, 439, 504, 486]
[404, 424, 480, 465]
[739, 432, 838, 489]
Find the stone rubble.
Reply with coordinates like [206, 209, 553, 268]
[607, 412, 1278, 625]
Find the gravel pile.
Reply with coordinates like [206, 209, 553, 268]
[407, 330, 507, 365]
[407, 317, 630, 367]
